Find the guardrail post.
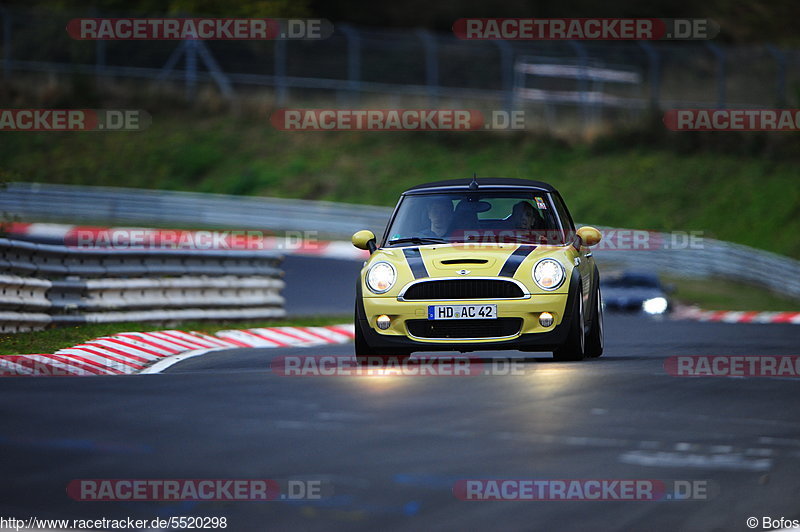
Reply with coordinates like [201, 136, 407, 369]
[274, 38, 287, 105]
[416, 29, 439, 106]
[705, 43, 726, 109]
[766, 45, 787, 106]
[492, 40, 514, 114]
[2, 8, 11, 80]
[637, 41, 661, 109]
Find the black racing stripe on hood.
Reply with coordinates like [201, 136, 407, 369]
[403, 247, 428, 279]
[498, 246, 536, 277]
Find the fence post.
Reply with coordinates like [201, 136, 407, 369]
[89, 8, 105, 83]
[766, 45, 787, 106]
[274, 38, 287, 105]
[492, 40, 514, 113]
[705, 43, 726, 109]
[2, 8, 11, 80]
[96, 39, 106, 82]
[637, 41, 661, 109]
[195, 40, 235, 100]
[185, 38, 197, 101]
[416, 29, 439, 106]
[340, 24, 361, 104]
[568, 41, 591, 125]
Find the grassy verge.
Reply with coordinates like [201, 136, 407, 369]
[0, 315, 351, 356]
[664, 276, 800, 311]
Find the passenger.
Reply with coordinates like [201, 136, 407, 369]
[511, 201, 535, 229]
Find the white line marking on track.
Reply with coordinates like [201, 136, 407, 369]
[619, 450, 772, 471]
[139, 347, 230, 374]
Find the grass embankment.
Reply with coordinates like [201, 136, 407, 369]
[1, 108, 798, 258]
[0, 316, 350, 355]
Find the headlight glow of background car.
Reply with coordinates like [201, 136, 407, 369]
[642, 296, 669, 314]
[366, 261, 397, 294]
[533, 258, 565, 290]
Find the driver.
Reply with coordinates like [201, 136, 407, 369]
[419, 198, 453, 238]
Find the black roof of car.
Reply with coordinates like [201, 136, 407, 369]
[403, 178, 557, 195]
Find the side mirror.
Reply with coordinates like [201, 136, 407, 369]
[352, 230, 377, 253]
[576, 226, 602, 247]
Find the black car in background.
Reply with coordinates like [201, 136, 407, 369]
[600, 271, 673, 315]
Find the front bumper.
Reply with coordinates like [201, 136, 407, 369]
[356, 284, 577, 354]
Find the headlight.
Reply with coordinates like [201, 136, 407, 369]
[532, 258, 565, 291]
[366, 261, 396, 294]
[642, 297, 669, 315]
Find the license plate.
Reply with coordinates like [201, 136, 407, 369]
[428, 304, 497, 320]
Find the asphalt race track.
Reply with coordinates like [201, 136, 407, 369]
[1, 258, 799, 531]
[282, 255, 362, 316]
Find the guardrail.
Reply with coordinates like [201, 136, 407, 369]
[0, 237, 285, 332]
[1, 182, 391, 239]
[591, 229, 800, 300]
[3, 183, 799, 302]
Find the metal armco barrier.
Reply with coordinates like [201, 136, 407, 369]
[1, 182, 391, 238]
[0, 237, 285, 332]
[590, 231, 800, 300]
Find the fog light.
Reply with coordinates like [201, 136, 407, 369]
[376, 315, 391, 330]
[539, 312, 554, 327]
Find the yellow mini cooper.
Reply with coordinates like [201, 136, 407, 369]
[352, 177, 604, 362]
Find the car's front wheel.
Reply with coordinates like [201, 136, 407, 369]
[354, 311, 410, 366]
[553, 292, 585, 361]
[355, 320, 385, 365]
[585, 285, 604, 358]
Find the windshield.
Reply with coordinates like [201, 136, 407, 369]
[383, 192, 571, 246]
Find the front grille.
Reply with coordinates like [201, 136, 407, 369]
[407, 318, 522, 339]
[401, 279, 524, 300]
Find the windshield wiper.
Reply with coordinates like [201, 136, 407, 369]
[388, 237, 448, 245]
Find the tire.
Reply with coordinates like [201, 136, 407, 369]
[585, 285, 604, 358]
[553, 290, 585, 362]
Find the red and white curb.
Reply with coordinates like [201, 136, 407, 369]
[0, 324, 355, 377]
[672, 306, 800, 325]
[5, 222, 368, 261]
